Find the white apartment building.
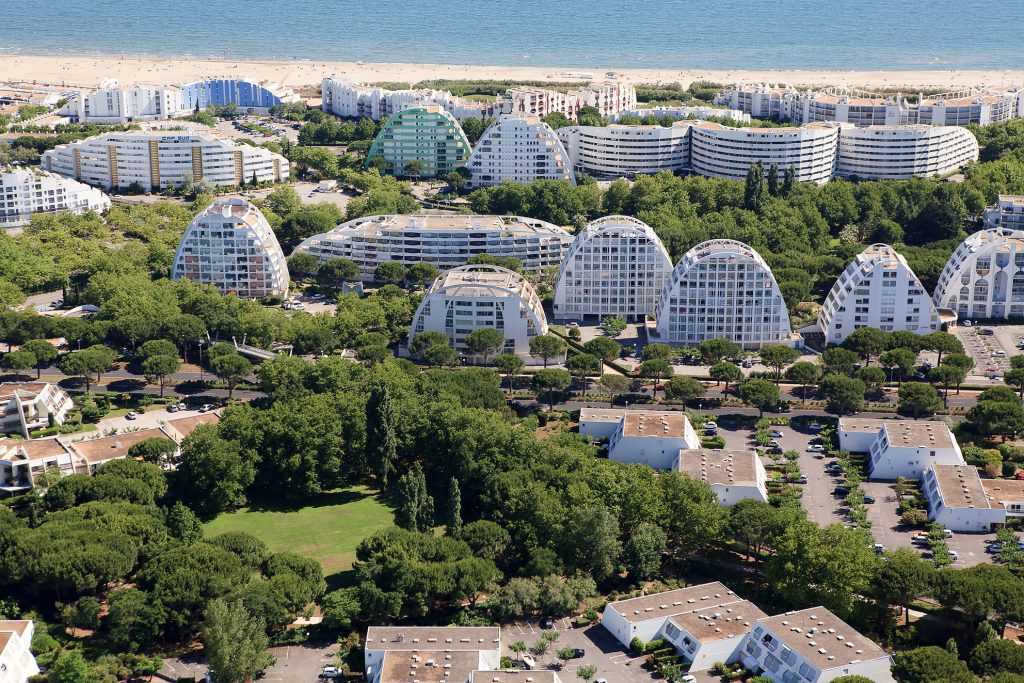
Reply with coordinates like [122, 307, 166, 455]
[818, 244, 940, 344]
[611, 106, 751, 124]
[321, 78, 501, 122]
[923, 464, 1005, 533]
[606, 411, 701, 470]
[409, 265, 549, 362]
[917, 90, 1019, 126]
[835, 125, 978, 180]
[983, 195, 1024, 231]
[470, 673, 560, 683]
[0, 438, 75, 490]
[715, 83, 800, 120]
[689, 121, 839, 185]
[552, 216, 673, 321]
[464, 116, 575, 187]
[171, 198, 289, 299]
[601, 584, 768, 672]
[1, 167, 111, 229]
[578, 407, 627, 440]
[981, 479, 1024, 524]
[736, 608, 895, 683]
[932, 228, 1024, 320]
[0, 382, 73, 439]
[364, 627, 501, 683]
[365, 103, 472, 177]
[293, 214, 571, 279]
[60, 79, 186, 123]
[792, 89, 912, 127]
[838, 418, 964, 480]
[557, 122, 694, 178]
[675, 449, 769, 505]
[40, 129, 289, 192]
[0, 621, 40, 683]
[655, 240, 796, 350]
[505, 80, 637, 120]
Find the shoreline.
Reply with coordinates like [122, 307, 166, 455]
[3, 54, 1024, 92]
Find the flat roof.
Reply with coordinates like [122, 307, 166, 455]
[471, 672, 560, 683]
[932, 465, 992, 509]
[838, 418, 890, 433]
[621, 412, 691, 438]
[0, 437, 70, 462]
[0, 631, 11, 652]
[607, 583, 741, 623]
[982, 479, 1024, 506]
[0, 382, 48, 401]
[339, 214, 568, 237]
[579, 408, 627, 423]
[434, 267, 530, 298]
[758, 608, 889, 670]
[0, 620, 31, 637]
[998, 195, 1024, 209]
[669, 600, 767, 643]
[378, 650, 480, 683]
[166, 412, 220, 439]
[678, 450, 760, 487]
[365, 627, 500, 650]
[882, 421, 955, 450]
[68, 428, 172, 464]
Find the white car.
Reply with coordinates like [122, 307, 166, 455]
[962, 320, 972, 327]
[808, 422, 823, 431]
[873, 543, 885, 554]
[949, 550, 959, 561]
[768, 440, 781, 448]
[806, 444, 825, 452]
[125, 411, 138, 420]
[167, 404, 179, 413]
[522, 655, 536, 670]
[702, 421, 718, 430]
[770, 430, 784, 438]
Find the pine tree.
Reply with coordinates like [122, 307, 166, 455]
[767, 163, 780, 196]
[365, 379, 396, 489]
[251, 171, 258, 188]
[446, 477, 462, 534]
[781, 166, 796, 196]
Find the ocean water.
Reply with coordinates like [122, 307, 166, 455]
[1, 0, 1022, 71]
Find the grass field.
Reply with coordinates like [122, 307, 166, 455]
[202, 486, 393, 577]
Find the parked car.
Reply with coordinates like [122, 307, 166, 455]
[319, 667, 341, 681]
[873, 543, 885, 554]
[766, 446, 783, 455]
[808, 422, 823, 431]
[988, 543, 1004, 554]
[912, 535, 929, 545]
[833, 485, 851, 495]
[176, 402, 187, 411]
[949, 550, 960, 561]
[962, 320, 972, 327]
[863, 495, 876, 504]
[522, 655, 536, 670]
[702, 421, 718, 430]
[978, 328, 994, 336]
[794, 475, 808, 484]
[125, 411, 138, 420]
[568, 649, 584, 659]
[825, 462, 844, 473]
[770, 430, 784, 438]
[167, 404, 179, 413]
[807, 444, 825, 453]
[768, 440, 781, 448]
[199, 403, 215, 413]
[539, 617, 554, 629]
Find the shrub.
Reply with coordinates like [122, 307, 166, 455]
[630, 636, 645, 656]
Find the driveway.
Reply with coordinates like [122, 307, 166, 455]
[161, 642, 338, 683]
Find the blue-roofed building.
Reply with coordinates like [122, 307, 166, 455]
[180, 78, 298, 113]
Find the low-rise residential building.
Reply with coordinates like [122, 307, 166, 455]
[981, 479, 1024, 522]
[470, 672, 560, 683]
[409, 265, 550, 363]
[601, 584, 767, 672]
[715, 83, 800, 120]
[321, 78, 500, 122]
[171, 198, 289, 299]
[59, 79, 186, 123]
[1, 167, 111, 230]
[606, 411, 701, 469]
[0, 438, 74, 490]
[923, 464, 1005, 532]
[557, 122, 694, 178]
[983, 195, 1024, 231]
[0, 620, 40, 683]
[464, 116, 575, 188]
[65, 428, 176, 473]
[838, 418, 964, 480]
[0, 382, 73, 438]
[364, 627, 501, 683]
[735, 608, 895, 682]
[675, 449, 769, 505]
[506, 80, 636, 121]
[578, 407, 627, 440]
[365, 104, 472, 178]
[292, 214, 571, 279]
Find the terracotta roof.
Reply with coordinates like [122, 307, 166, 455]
[756, 608, 888, 670]
[620, 412, 692, 438]
[982, 479, 1024, 506]
[379, 650, 480, 683]
[0, 620, 31, 637]
[931, 465, 991, 509]
[68, 428, 172, 464]
[166, 412, 219, 439]
[678, 450, 760, 487]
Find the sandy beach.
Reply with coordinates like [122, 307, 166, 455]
[2, 54, 1024, 92]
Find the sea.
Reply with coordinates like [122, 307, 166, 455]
[1, 0, 1022, 71]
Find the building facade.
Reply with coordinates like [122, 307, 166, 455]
[60, 79, 186, 123]
[464, 116, 575, 187]
[0, 382, 73, 439]
[365, 104, 472, 177]
[838, 418, 965, 480]
[655, 240, 795, 349]
[409, 265, 549, 362]
[611, 106, 751, 124]
[715, 83, 799, 120]
[818, 244, 940, 344]
[578, 407, 627, 440]
[171, 198, 289, 299]
[932, 228, 1024, 320]
[0, 621, 40, 683]
[675, 449, 769, 505]
[552, 216, 673, 321]
[505, 80, 637, 120]
[1, 167, 111, 229]
[835, 125, 978, 180]
[983, 195, 1024, 231]
[689, 122, 839, 184]
[41, 129, 289, 192]
[180, 78, 298, 113]
[923, 464, 1005, 532]
[606, 412, 701, 469]
[293, 214, 571, 279]
[557, 122, 693, 178]
[321, 78, 500, 122]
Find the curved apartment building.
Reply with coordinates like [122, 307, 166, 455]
[365, 104, 471, 178]
[689, 121, 839, 184]
[557, 122, 693, 178]
[552, 216, 673, 321]
[40, 129, 289, 192]
[410, 265, 548, 362]
[1, 167, 111, 229]
[180, 78, 298, 113]
[655, 239, 794, 349]
[836, 125, 978, 180]
[933, 228, 1024, 319]
[465, 116, 575, 187]
[292, 214, 572, 280]
[171, 198, 289, 299]
[819, 244, 940, 344]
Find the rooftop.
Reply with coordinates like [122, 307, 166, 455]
[678, 450, 761, 487]
[982, 478, 1024, 506]
[432, 266, 533, 299]
[669, 600, 767, 643]
[882, 421, 955, 450]
[757, 608, 889, 670]
[365, 627, 500, 651]
[606, 583, 749, 624]
[0, 620, 32, 638]
[931, 465, 992, 509]
[579, 408, 627, 424]
[620, 412, 692, 439]
[0, 437, 70, 463]
[998, 195, 1024, 209]
[471, 672, 560, 683]
[378, 650, 480, 683]
[337, 214, 568, 237]
[0, 382, 48, 402]
[165, 412, 220, 440]
[68, 428, 173, 464]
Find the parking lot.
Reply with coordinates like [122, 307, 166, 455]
[161, 642, 338, 683]
[951, 323, 1024, 383]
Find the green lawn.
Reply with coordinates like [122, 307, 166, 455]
[202, 486, 393, 576]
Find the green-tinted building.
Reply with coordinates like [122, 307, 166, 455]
[365, 104, 472, 178]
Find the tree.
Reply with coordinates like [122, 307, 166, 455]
[105, 588, 166, 652]
[924, 331, 964, 366]
[403, 159, 426, 180]
[967, 400, 1024, 441]
[841, 327, 890, 365]
[601, 316, 627, 337]
[891, 646, 974, 683]
[494, 353, 525, 393]
[533, 368, 572, 409]
[663, 376, 705, 404]
[1006, 366, 1024, 399]
[759, 344, 801, 384]
[584, 337, 621, 363]
[209, 352, 252, 399]
[165, 501, 204, 545]
[625, 522, 667, 580]
[642, 343, 674, 361]
[710, 361, 744, 391]
[744, 160, 767, 212]
[59, 345, 116, 392]
[576, 665, 598, 683]
[407, 262, 440, 288]
[639, 359, 673, 398]
[942, 352, 974, 395]
[971, 638, 1024, 676]
[737, 379, 779, 417]
[599, 374, 631, 407]
[202, 599, 275, 683]
[785, 361, 820, 403]
[139, 338, 177, 360]
[818, 374, 866, 415]
[821, 346, 859, 376]
[873, 547, 933, 623]
[557, 647, 578, 669]
[422, 344, 458, 368]
[464, 327, 506, 364]
[445, 477, 462, 534]
[317, 258, 360, 289]
[697, 338, 741, 364]
[881, 348, 918, 387]
[366, 379, 397, 489]
[21, 339, 57, 378]
[128, 437, 177, 466]
[1, 349, 35, 377]
[374, 260, 407, 284]
[395, 463, 434, 531]
[781, 166, 796, 195]
[529, 334, 566, 368]
[561, 506, 621, 582]
[142, 354, 181, 397]
[854, 365, 886, 397]
[566, 353, 601, 394]
[288, 252, 319, 279]
[928, 364, 965, 406]
[175, 426, 254, 517]
[410, 330, 451, 360]
[898, 382, 944, 418]
[48, 648, 95, 683]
